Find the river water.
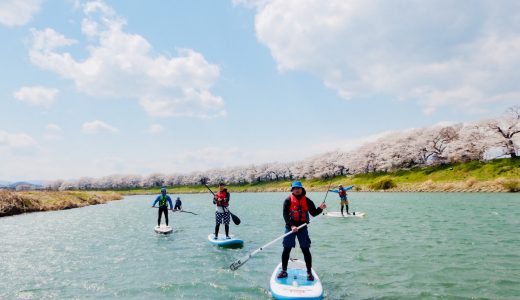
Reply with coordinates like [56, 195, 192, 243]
[1, 192, 519, 299]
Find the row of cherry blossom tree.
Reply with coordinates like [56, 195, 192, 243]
[47, 106, 519, 191]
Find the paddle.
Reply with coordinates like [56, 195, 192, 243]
[229, 222, 309, 271]
[322, 176, 335, 215]
[229, 184, 328, 271]
[204, 184, 241, 225]
[171, 209, 198, 215]
[152, 206, 193, 214]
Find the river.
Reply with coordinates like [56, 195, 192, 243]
[1, 192, 519, 299]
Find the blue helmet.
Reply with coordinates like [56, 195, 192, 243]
[161, 187, 167, 194]
[291, 181, 303, 189]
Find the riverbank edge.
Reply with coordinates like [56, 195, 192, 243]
[116, 178, 520, 195]
[116, 160, 520, 195]
[0, 190, 123, 217]
[1, 179, 516, 218]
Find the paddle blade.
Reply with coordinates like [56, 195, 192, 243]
[229, 254, 250, 271]
[230, 213, 241, 225]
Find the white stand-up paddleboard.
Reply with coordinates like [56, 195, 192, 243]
[154, 225, 173, 234]
[325, 211, 366, 218]
[270, 259, 323, 300]
[208, 234, 244, 247]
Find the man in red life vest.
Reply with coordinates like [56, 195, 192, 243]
[213, 182, 231, 239]
[277, 181, 326, 281]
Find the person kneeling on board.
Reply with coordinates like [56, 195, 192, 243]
[174, 197, 182, 211]
[278, 181, 326, 281]
[214, 182, 231, 239]
[152, 187, 173, 227]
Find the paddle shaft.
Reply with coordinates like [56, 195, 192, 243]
[229, 222, 308, 270]
[254, 223, 308, 255]
[152, 206, 197, 215]
[171, 209, 198, 215]
[323, 176, 335, 204]
[204, 184, 216, 197]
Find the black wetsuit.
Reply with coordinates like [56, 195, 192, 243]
[174, 199, 182, 210]
[158, 206, 169, 226]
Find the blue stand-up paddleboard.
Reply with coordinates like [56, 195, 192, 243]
[208, 234, 244, 248]
[154, 225, 173, 234]
[269, 259, 323, 299]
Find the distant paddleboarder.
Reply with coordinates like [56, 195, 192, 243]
[329, 184, 352, 216]
[152, 187, 173, 227]
[174, 197, 182, 211]
[213, 182, 231, 239]
[277, 181, 326, 281]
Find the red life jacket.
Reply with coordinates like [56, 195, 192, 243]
[216, 190, 229, 207]
[339, 189, 347, 197]
[289, 194, 308, 222]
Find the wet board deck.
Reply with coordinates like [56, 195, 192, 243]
[154, 225, 173, 234]
[269, 259, 323, 300]
[208, 234, 244, 247]
[325, 211, 366, 218]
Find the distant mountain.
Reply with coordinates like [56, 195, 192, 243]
[0, 181, 44, 190]
[0, 180, 45, 186]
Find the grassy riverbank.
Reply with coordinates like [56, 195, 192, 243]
[0, 160, 517, 217]
[118, 159, 520, 194]
[0, 190, 122, 217]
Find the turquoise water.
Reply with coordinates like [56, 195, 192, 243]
[1, 192, 519, 299]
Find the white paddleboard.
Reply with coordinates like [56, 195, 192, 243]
[208, 234, 244, 247]
[325, 211, 366, 218]
[154, 225, 173, 234]
[269, 259, 323, 300]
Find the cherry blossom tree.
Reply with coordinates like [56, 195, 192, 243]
[487, 106, 520, 158]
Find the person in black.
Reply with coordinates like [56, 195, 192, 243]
[174, 197, 182, 210]
[152, 187, 173, 226]
[277, 181, 326, 281]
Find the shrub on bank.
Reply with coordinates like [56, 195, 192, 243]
[369, 177, 397, 190]
[501, 180, 520, 192]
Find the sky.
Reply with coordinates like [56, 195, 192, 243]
[1, 0, 519, 181]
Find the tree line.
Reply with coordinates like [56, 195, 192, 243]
[46, 106, 519, 191]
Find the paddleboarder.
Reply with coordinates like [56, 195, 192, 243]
[214, 182, 231, 239]
[174, 197, 182, 211]
[329, 184, 352, 215]
[152, 187, 173, 227]
[278, 181, 326, 281]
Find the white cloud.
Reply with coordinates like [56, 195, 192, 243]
[30, 28, 77, 51]
[81, 120, 119, 134]
[0, 130, 38, 154]
[44, 124, 63, 140]
[29, 0, 224, 118]
[0, 0, 40, 27]
[13, 86, 59, 108]
[148, 124, 164, 134]
[243, 0, 520, 114]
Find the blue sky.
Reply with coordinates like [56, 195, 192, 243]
[1, 0, 519, 181]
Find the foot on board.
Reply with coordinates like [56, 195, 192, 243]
[277, 270, 288, 279]
[307, 272, 315, 281]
